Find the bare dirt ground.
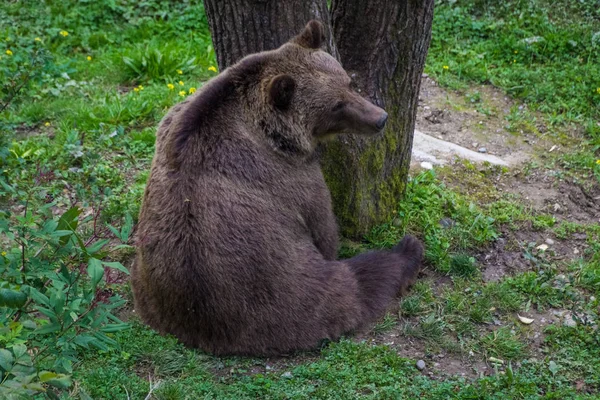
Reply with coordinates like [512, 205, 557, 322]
[411, 76, 543, 167]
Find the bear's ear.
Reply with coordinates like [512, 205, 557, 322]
[268, 74, 296, 110]
[292, 20, 325, 50]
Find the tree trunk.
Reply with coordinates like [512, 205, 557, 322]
[203, 0, 336, 70]
[326, 0, 434, 238]
[202, 0, 434, 239]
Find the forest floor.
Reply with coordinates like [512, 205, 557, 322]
[1, 0, 599, 399]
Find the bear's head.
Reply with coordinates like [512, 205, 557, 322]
[233, 20, 388, 156]
[254, 20, 387, 155]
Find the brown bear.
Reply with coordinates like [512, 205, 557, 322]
[131, 20, 423, 356]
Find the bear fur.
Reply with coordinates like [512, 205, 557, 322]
[131, 20, 424, 356]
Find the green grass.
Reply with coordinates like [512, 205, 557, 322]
[1, 0, 600, 398]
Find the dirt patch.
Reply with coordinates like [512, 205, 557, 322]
[500, 168, 600, 224]
[414, 76, 539, 167]
[479, 223, 593, 282]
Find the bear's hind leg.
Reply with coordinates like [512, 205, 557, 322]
[346, 235, 423, 320]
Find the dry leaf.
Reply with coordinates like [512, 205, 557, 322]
[518, 315, 534, 325]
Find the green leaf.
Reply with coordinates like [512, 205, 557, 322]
[47, 374, 73, 389]
[102, 261, 130, 275]
[56, 207, 81, 245]
[12, 344, 27, 359]
[22, 320, 37, 330]
[34, 322, 60, 335]
[39, 370, 58, 382]
[548, 360, 559, 376]
[37, 306, 58, 321]
[28, 287, 50, 307]
[100, 322, 130, 333]
[73, 335, 96, 349]
[0, 349, 14, 371]
[86, 239, 109, 255]
[121, 213, 133, 241]
[107, 224, 121, 239]
[50, 229, 74, 238]
[0, 288, 27, 308]
[87, 258, 104, 287]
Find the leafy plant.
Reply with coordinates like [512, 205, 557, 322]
[0, 177, 132, 397]
[122, 43, 197, 83]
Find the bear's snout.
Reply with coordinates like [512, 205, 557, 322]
[376, 112, 388, 130]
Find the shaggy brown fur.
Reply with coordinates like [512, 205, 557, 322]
[131, 20, 424, 356]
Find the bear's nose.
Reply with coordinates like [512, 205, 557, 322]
[376, 112, 388, 130]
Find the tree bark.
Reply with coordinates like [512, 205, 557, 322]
[203, 0, 336, 70]
[202, 0, 434, 239]
[326, 0, 434, 237]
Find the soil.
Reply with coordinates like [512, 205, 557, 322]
[412, 75, 540, 167]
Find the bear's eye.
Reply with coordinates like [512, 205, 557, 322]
[332, 102, 345, 112]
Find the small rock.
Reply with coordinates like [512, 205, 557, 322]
[493, 318, 502, 326]
[420, 161, 434, 170]
[282, 371, 293, 378]
[573, 233, 587, 240]
[564, 316, 577, 328]
[424, 106, 431, 110]
[422, 73, 429, 78]
[478, 147, 487, 153]
[434, 362, 440, 368]
[439, 218, 455, 228]
[266, 365, 273, 371]
[545, 238, 555, 245]
[416, 360, 426, 371]
[469, 351, 474, 357]
[590, 296, 596, 302]
[472, 142, 479, 148]
[574, 248, 580, 254]
[553, 203, 561, 211]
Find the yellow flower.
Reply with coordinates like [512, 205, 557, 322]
[34, 37, 42, 42]
[1, 251, 6, 257]
[87, 56, 92, 61]
[513, 59, 516, 63]
[189, 87, 196, 94]
[178, 80, 184, 86]
[596, 87, 600, 95]
[596, 159, 600, 165]
[44, 122, 50, 127]
[138, 85, 144, 91]
[442, 65, 449, 70]
[167, 83, 175, 90]
[60, 30, 69, 37]
[208, 66, 217, 73]
[5, 49, 13, 56]
[177, 69, 183, 75]
[133, 87, 140, 92]
[178, 90, 186, 97]
[514, 50, 518, 54]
